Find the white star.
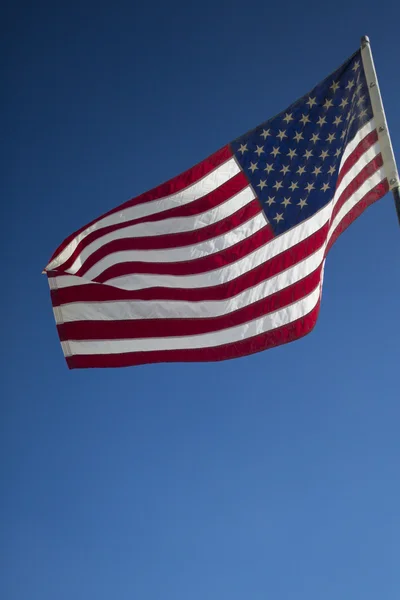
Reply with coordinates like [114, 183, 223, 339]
[339, 98, 349, 109]
[300, 114, 311, 126]
[326, 133, 336, 144]
[330, 81, 340, 93]
[277, 129, 287, 141]
[287, 148, 297, 159]
[298, 198, 308, 209]
[255, 145, 265, 156]
[320, 149, 329, 160]
[273, 180, 283, 190]
[271, 146, 281, 157]
[334, 148, 341, 158]
[323, 98, 334, 110]
[333, 115, 343, 127]
[346, 79, 355, 91]
[321, 182, 330, 192]
[289, 181, 299, 191]
[249, 162, 258, 173]
[303, 149, 313, 159]
[312, 166, 322, 176]
[293, 131, 304, 143]
[264, 163, 274, 173]
[352, 60, 360, 71]
[283, 112, 294, 124]
[359, 108, 368, 119]
[280, 164, 290, 175]
[340, 130, 346, 140]
[355, 83, 363, 95]
[297, 165, 306, 175]
[281, 197, 291, 208]
[257, 179, 267, 190]
[310, 133, 320, 144]
[328, 165, 336, 176]
[238, 143, 248, 154]
[317, 116, 327, 127]
[306, 97, 317, 108]
[261, 129, 271, 140]
[305, 182, 315, 192]
[273, 213, 284, 223]
[266, 196, 275, 206]
[357, 94, 366, 106]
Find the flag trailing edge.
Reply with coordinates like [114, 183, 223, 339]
[45, 37, 398, 369]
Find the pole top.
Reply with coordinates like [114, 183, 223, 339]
[361, 35, 370, 47]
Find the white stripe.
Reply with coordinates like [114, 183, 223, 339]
[49, 122, 381, 293]
[46, 157, 240, 271]
[83, 213, 267, 280]
[328, 167, 386, 242]
[48, 274, 91, 290]
[63, 284, 321, 355]
[68, 185, 256, 275]
[105, 200, 333, 290]
[333, 141, 380, 206]
[340, 119, 375, 165]
[97, 128, 381, 290]
[54, 244, 326, 323]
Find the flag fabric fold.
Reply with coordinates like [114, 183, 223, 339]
[46, 49, 389, 369]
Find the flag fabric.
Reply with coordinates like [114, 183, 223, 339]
[46, 49, 389, 369]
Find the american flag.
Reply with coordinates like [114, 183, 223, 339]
[46, 49, 389, 369]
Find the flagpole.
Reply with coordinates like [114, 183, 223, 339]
[393, 186, 400, 225]
[361, 35, 400, 225]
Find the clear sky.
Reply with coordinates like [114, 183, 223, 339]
[2, 1, 400, 599]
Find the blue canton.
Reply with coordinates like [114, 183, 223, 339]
[230, 51, 373, 235]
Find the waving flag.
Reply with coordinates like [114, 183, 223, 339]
[45, 43, 397, 369]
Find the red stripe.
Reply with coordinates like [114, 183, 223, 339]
[95, 216, 272, 281]
[50, 221, 328, 305]
[62, 171, 248, 274]
[326, 178, 388, 254]
[47, 145, 233, 265]
[52, 130, 380, 276]
[65, 300, 321, 369]
[336, 129, 378, 188]
[58, 267, 322, 341]
[331, 154, 383, 223]
[61, 170, 248, 274]
[77, 197, 261, 278]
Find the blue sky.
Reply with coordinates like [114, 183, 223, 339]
[2, 1, 400, 598]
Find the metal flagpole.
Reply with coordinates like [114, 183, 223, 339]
[361, 35, 400, 225]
